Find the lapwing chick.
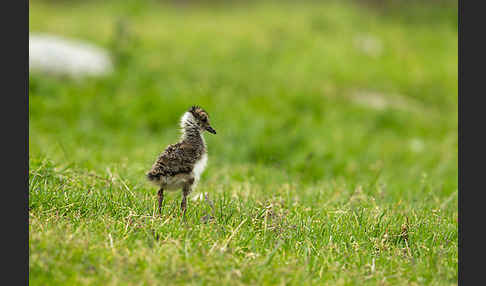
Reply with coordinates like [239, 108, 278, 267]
[147, 106, 216, 215]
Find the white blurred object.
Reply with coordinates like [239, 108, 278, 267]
[191, 192, 209, 202]
[29, 33, 113, 78]
[354, 34, 383, 58]
[409, 138, 425, 153]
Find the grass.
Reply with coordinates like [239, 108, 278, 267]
[29, 0, 458, 285]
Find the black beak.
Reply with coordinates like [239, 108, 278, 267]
[206, 126, 217, 134]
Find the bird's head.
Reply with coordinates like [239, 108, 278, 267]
[180, 105, 217, 134]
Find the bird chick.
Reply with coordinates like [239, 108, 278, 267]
[147, 106, 216, 215]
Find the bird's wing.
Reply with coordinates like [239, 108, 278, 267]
[147, 142, 198, 179]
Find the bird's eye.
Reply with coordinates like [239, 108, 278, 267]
[202, 118, 207, 122]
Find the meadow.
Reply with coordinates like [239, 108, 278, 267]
[29, 1, 458, 285]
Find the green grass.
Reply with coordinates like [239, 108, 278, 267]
[29, 0, 457, 285]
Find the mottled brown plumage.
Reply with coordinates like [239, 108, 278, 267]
[147, 106, 216, 214]
[147, 142, 203, 179]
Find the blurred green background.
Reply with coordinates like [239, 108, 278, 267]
[30, 0, 457, 194]
[29, 0, 457, 284]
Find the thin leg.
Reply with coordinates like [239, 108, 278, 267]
[157, 188, 164, 214]
[181, 184, 191, 214]
[181, 195, 187, 214]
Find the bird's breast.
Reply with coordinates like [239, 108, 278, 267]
[192, 153, 208, 184]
